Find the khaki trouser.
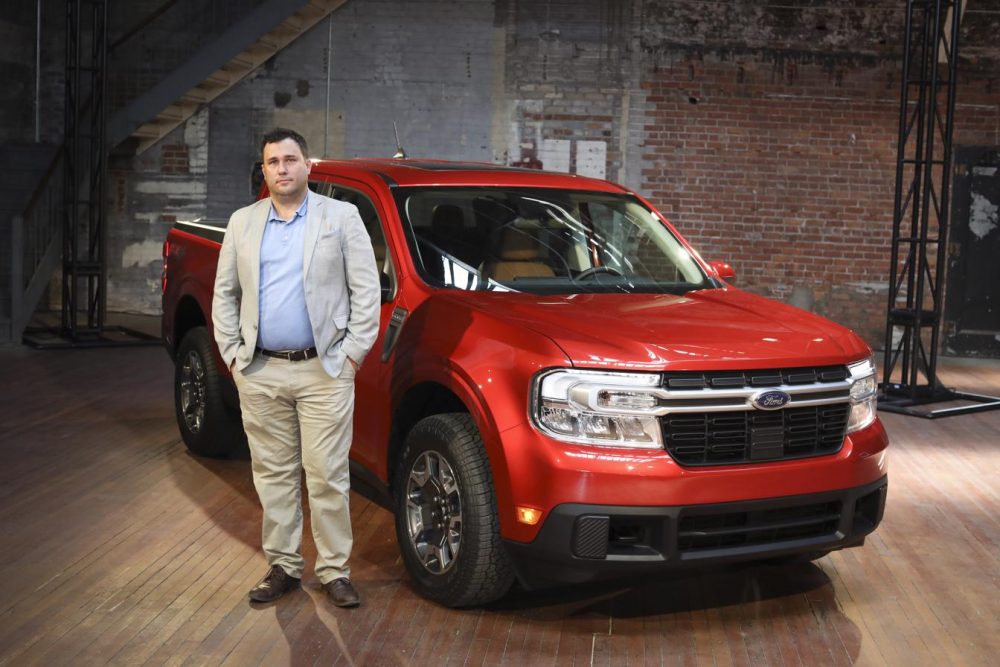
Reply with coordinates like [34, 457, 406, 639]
[233, 352, 356, 583]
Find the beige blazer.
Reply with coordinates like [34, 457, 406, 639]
[212, 189, 381, 378]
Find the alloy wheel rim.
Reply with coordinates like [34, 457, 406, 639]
[179, 350, 206, 433]
[405, 450, 463, 574]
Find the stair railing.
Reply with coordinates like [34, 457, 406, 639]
[10, 150, 65, 341]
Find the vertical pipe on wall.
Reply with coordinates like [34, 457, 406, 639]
[324, 13, 333, 157]
[35, 0, 41, 142]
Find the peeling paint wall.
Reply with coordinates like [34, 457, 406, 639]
[970, 170, 999, 240]
[105, 106, 211, 313]
[105, 0, 500, 314]
[502, 0, 633, 180]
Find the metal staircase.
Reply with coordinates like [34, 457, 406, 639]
[112, 0, 347, 154]
[0, 144, 60, 342]
[5, 0, 348, 344]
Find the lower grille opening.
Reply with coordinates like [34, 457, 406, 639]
[572, 515, 662, 559]
[677, 501, 842, 552]
[853, 488, 883, 532]
[609, 522, 644, 546]
[607, 517, 660, 556]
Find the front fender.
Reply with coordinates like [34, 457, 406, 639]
[389, 296, 570, 537]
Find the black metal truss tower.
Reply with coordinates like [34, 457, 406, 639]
[62, 0, 109, 339]
[879, 0, 1000, 418]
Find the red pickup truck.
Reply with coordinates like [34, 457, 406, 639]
[162, 158, 888, 607]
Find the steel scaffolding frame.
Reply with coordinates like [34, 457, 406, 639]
[62, 0, 108, 339]
[879, 0, 1000, 418]
[24, 0, 156, 348]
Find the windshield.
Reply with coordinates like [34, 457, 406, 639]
[394, 187, 712, 295]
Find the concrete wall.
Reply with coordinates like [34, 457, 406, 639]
[29, 0, 1000, 347]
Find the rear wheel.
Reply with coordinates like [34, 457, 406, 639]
[174, 327, 243, 457]
[394, 413, 515, 607]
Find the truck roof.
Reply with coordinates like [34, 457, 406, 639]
[308, 158, 631, 192]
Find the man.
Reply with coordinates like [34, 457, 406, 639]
[212, 128, 380, 607]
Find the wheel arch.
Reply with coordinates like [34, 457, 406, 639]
[173, 295, 207, 354]
[387, 381, 468, 496]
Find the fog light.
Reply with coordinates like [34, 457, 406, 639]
[516, 506, 543, 525]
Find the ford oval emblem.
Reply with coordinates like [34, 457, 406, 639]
[751, 390, 791, 410]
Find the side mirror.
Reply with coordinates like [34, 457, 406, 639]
[709, 260, 736, 283]
[250, 161, 264, 199]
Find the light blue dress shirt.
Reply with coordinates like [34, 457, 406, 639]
[257, 197, 316, 351]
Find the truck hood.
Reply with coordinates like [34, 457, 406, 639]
[444, 288, 871, 371]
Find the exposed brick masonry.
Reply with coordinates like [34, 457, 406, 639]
[160, 144, 190, 175]
[640, 54, 1000, 345]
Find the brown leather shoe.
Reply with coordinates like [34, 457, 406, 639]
[322, 577, 360, 607]
[248, 565, 300, 602]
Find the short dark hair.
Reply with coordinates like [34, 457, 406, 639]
[261, 128, 309, 158]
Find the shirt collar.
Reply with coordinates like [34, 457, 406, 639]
[267, 194, 309, 225]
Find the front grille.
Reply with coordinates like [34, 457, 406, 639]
[663, 404, 849, 465]
[677, 500, 842, 552]
[658, 365, 851, 467]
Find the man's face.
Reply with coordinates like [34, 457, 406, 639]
[261, 138, 312, 200]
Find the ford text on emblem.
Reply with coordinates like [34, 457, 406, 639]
[751, 390, 791, 410]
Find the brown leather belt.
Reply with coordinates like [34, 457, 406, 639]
[257, 347, 318, 362]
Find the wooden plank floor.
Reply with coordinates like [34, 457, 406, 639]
[0, 340, 998, 666]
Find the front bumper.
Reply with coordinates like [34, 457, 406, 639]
[503, 475, 887, 589]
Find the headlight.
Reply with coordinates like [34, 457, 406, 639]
[846, 357, 877, 433]
[532, 369, 663, 448]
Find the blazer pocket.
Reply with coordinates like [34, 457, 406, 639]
[333, 314, 349, 329]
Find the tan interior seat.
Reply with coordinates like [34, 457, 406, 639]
[480, 227, 555, 282]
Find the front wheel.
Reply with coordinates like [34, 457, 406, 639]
[393, 413, 515, 607]
[173, 326, 244, 457]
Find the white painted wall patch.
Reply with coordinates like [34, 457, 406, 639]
[576, 140, 607, 179]
[969, 192, 998, 240]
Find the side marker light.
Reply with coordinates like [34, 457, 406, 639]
[516, 506, 543, 525]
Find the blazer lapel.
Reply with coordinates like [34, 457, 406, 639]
[247, 198, 269, 293]
[303, 189, 324, 278]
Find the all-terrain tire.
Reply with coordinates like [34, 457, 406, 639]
[394, 413, 515, 607]
[173, 327, 244, 457]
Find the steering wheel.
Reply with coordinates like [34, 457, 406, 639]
[575, 265, 624, 281]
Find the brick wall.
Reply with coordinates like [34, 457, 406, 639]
[639, 55, 901, 344]
[636, 56, 999, 347]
